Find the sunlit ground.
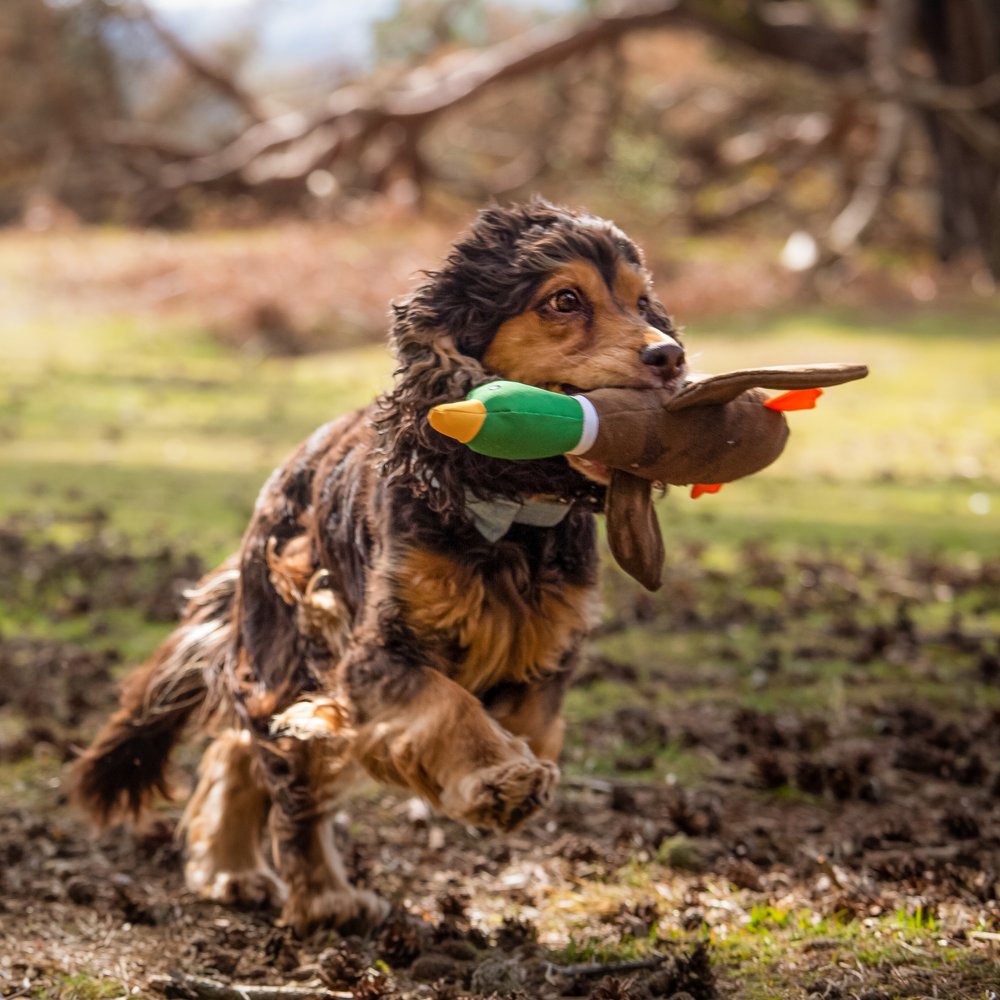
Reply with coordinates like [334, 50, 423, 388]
[2, 227, 999, 999]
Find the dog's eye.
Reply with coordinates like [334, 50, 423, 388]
[548, 289, 582, 314]
[637, 295, 650, 313]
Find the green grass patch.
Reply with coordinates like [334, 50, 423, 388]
[746, 904, 792, 933]
[895, 903, 939, 933]
[35, 973, 127, 1000]
[3, 304, 997, 562]
[550, 930, 660, 966]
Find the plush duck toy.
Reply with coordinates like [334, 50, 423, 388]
[428, 363, 868, 590]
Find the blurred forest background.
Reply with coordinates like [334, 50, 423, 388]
[2, 2, 1000, 999]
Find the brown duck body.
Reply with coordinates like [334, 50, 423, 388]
[580, 363, 869, 487]
[581, 386, 787, 487]
[576, 363, 869, 591]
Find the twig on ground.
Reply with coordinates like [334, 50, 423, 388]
[897, 938, 931, 957]
[562, 773, 669, 793]
[969, 930, 1000, 943]
[148, 971, 352, 1000]
[561, 774, 620, 793]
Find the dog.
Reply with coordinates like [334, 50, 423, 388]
[71, 199, 686, 933]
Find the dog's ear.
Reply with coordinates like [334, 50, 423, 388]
[382, 294, 488, 450]
[375, 289, 492, 515]
[605, 470, 664, 591]
[416, 201, 569, 359]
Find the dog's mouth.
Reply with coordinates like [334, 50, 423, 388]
[555, 370, 687, 397]
[557, 381, 663, 395]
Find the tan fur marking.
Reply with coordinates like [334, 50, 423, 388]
[483, 261, 668, 391]
[644, 327, 675, 346]
[354, 668, 558, 830]
[270, 697, 359, 809]
[267, 536, 350, 654]
[266, 535, 313, 605]
[396, 547, 592, 693]
[613, 260, 648, 308]
[180, 729, 286, 908]
[489, 690, 566, 763]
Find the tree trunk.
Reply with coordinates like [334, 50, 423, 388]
[916, 0, 1000, 277]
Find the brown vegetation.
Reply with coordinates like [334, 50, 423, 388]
[3, 0, 999, 280]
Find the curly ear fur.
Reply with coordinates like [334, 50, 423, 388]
[372, 315, 491, 516]
[374, 198, 675, 518]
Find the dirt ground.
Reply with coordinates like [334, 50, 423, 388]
[2, 518, 1000, 1000]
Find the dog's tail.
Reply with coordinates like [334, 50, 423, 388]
[70, 558, 240, 825]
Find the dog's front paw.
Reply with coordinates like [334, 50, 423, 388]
[280, 888, 389, 936]
[443, 757, 558, 832]
[193, 869, 288, 910]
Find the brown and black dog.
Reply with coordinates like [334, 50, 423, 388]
[72, 200, 686, 932]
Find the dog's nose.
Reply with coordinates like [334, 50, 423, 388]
[640, 340, 685, 376]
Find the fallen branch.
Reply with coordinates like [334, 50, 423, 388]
[826, 100, 906, 255]
[158, 6, 672, 188]
[155, 0, 867, 191]
[546, 952, 669, 978]
[560, 774, 663, 794]
[969, 930, 1000, 943]
[940, 107, 1000, 162]
[148, 971, 351, 1000]
[130, 1, 269, 123]
[897, 70, 1000, 113]
[103, 121, 216, 160]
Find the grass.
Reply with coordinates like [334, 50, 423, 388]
[2, 295, 1000, 1000]
[41, 974, 124, 1000]
[1, 313, 391, 563]
[3, 304, 998, 561]
[551, 930, 661, 966]
[712, 913, 1000, 1000]
[6, 300, 999, 757]
[536, 851, 1000, 1000]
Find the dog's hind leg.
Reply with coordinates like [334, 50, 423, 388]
[180, 728, 286, 909]
[256, 697, 388, 935]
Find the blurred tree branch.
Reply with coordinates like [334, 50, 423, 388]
[825, 0, 910, 259]
[136, 0, 867, 193]
[3, 0, 998, 277]
[127, 1, 270, 124]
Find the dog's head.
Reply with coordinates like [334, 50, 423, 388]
[426, 200, 683, 392]
[377, 200, 684, 517]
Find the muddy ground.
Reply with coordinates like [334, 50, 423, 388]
[1, 515, 999, 999]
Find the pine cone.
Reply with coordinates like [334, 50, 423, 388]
[438, 891, 470, 921]
[376, 909, 425, 968]
[493, 915, 538, 950]
[646, 941, 716, 998]
[352, 968, 397, 1000]
[318, 944, 367, 988]
[589, 975, 637, 999]
[429, 979, 462, 1000]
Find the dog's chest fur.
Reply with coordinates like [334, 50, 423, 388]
[395, 546, 594, 693]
